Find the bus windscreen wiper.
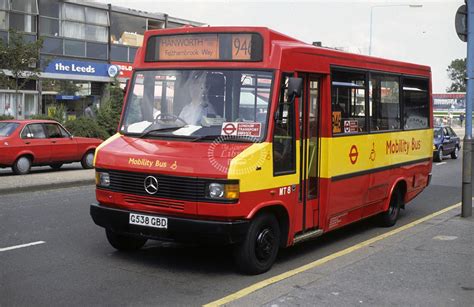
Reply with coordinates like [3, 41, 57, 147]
[139, 125, 186, 138]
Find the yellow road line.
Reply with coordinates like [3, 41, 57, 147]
[204, 202, 462, 307]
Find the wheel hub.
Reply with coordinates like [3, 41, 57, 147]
[255, 228, 275, 261]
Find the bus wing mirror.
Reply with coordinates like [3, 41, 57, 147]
[288, 77, 303, 102]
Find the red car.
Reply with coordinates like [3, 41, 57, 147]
[0, 120, 103, 175]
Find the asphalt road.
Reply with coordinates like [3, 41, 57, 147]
[0, 154, 465, 306]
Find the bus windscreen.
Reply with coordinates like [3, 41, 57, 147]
[145, 33, 263, 62]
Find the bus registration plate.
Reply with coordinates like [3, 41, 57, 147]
[129, 213, 168, 229]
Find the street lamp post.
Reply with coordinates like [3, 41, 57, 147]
[369, 4, 423, 56]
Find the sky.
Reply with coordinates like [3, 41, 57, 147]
[98, 0, 467, 93]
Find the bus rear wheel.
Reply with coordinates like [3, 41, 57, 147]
[234, 213, 280, 275]
[105, 229, 147, 251]
[379, 188, 403, 227]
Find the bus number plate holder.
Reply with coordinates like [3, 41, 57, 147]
[129, 213, 168, 229]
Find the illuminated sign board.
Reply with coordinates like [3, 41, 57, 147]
[145, 33, 263, 62]
[159, 34, 220, 60]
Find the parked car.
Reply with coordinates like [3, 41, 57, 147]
[433, 126, 460, 162]
[0, 120, 103, 175]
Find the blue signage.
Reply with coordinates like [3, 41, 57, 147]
[56, 95, 81, 100]
[44, 59, 119, 77]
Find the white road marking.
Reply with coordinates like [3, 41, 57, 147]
[436, 162, 447, 166]
[0, 241, 45, 252]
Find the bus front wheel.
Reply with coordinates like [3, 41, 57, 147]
[379, 188, 403, 227]
[105, 229, 147, 251]
[234, 213, 280, 275]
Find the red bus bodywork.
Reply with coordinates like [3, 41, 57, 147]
[91, 27, 432, 274]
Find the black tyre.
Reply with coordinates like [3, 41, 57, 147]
[234, 213, 280, 275]
[12, 156, 32, 175]
[105, 229, 147, 251]
[434, 147, 443, 162]
[81, 150, 95, 169]
[50, 163, 63, 170]
[451, 146, 459, 159]
[379, 188, 403, 227]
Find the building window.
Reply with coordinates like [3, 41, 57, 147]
[370, 74, 400, 131]
[11, 0, 38, 14]
[38, 0, 59, 18]
[0, 30, 7, 43]
[42, 37, 62, 54]
[64, 39, 85, 57]
[111, 44, 128, 62]
[10, 12, 37, 33]
[86, 42, 107, 60]
[129, 47, 138, 62]
[61, 3, 108, 43]
[403, 78, 429, 129]
[62, 21, 85, 40]
[86, 7, 108, 26]
[0, 0, 9, 10]
[0, 10, 7, 30]
[63, 3, 85, 22]
[85, 24, 107, 42]
[148, 19, 164, 30]
[110, 12, 145, 47]
[331, 70, 367, 134]
[39, 17, 59, 36]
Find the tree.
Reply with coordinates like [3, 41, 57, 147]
[0, 29, 44, 117]
[96, 79, 125, 136]
[447, 58, 466, 92]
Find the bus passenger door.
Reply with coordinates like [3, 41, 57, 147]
[298, 74, 321, 231]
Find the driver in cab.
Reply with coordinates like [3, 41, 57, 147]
[179, 73, 216, 125]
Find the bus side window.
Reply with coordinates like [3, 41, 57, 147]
[331, 70, 367, 134]
[273, 75, 296, 175]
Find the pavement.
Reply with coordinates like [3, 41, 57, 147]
[0, 162, 94, 195]
[221, 205, 474, 307]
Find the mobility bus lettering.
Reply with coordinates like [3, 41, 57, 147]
[386, 138, 422, 155]
[128, 157, 154, 168]
[386, 139, 409, 155]
[128, 157, 177, 169]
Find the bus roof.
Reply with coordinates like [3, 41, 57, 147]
[137, 26, 431, 76]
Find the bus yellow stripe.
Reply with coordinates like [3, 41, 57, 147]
[93, 133, 122, 167]
[320, 129, 433, 178]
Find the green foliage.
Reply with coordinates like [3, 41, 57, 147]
[0, 29, 44, 92]
[65, 117, 109, 140]
[0, 115, 14, 120]
[96, 79, 124, 136]
[31, 104, 66, 123]
[48, 103, 67, 124]
[447, 58, 466, 92]
[30, 114, 56, 121]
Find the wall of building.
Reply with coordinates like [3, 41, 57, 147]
[0, 0, 202, 119]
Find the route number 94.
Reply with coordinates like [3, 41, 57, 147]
[232, 34, 252, 60]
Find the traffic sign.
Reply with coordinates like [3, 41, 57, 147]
[455, 4, 467, 42]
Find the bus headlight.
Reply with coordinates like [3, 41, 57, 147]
[207, 182, 239, 200]
[96, 172, 110, 187]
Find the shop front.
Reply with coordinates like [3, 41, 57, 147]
[41, 58, 119, 119]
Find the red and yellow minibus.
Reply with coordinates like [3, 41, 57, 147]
[90, 26, 432, 274]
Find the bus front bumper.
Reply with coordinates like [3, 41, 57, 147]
[90, 203, 250, 245]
